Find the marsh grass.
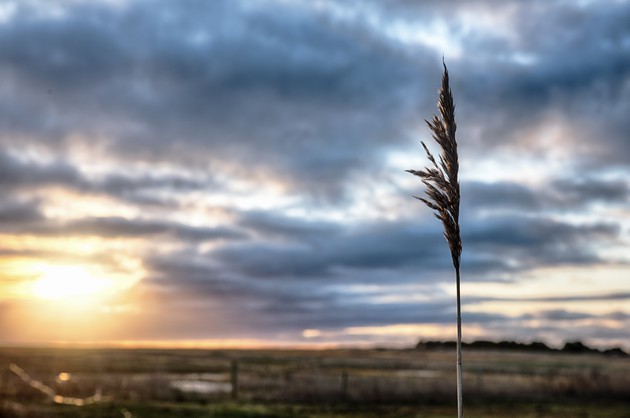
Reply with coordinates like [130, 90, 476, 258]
[406, 62, 463, 417]
[2, 347, 629, 418]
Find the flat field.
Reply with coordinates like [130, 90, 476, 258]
[1, 347, 628, 417]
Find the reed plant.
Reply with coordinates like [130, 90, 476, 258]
[407, 62, 463, 417]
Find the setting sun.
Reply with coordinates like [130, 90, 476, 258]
[32, 265, 112, 301]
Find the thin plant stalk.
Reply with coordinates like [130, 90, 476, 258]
[407, 62, 463, 418]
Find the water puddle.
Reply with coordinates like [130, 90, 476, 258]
[396, 370, 439, 378]
[170, 380, 232, 394]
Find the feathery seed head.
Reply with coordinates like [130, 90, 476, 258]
[406, 62, 462, 267]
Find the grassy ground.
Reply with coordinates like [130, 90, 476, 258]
[7, 400, 630, 418]
[1, 347, 629, 417]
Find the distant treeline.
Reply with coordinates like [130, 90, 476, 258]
[415, 340, 628, 357]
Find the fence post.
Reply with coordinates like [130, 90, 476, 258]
[231, 360, 239, 400]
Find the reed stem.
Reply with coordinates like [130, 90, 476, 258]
[456, 263, 463, 418]
[406, 61, 463, 417]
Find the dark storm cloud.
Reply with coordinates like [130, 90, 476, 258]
[464, 178, 630, 213]
[464, 181, 541, 211]
[362, 0, 630, 99]
[98, 172, 210, 196]
[210, 211, 620, 282]
[464, 215, 621, 271]
[465, 215, 618, 248]
[60, 216, 246, 241]
[123, 208, 622, 338]
[522, 309, 593, 321]
[471, 292, 630, 304]
[2, 0, 629, 188]
[2, 0, 628, 201]
[0, 151, 83, 190]
[548, 178, 630, 206]
[215, 217, 447, 279]
[0, 200, 43, 224]
[0, 149, 213, 210]
[138, 255, 509, 335]
[122, 260, 630, 338]
[453, 1, 630, 164]
[0, 192, 243, 242]
[8, 265, 627, 343]
[146, 257, 251, 299]
[2, 215, 246, 242]
[261, 300, 506, 331]
[239, 210, 340, 240]
[0, 0, 431, 201]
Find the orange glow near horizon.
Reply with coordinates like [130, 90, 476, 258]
[0, 244, 146, 344]
[5, 338, 388, 351]
[0, 231, 145, 303]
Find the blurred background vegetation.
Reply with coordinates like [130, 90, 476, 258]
[1, 344, 628, 417]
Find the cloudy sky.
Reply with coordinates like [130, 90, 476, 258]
[0, 0, 629, 349]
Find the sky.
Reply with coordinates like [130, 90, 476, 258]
[0, 0, 629, 349]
